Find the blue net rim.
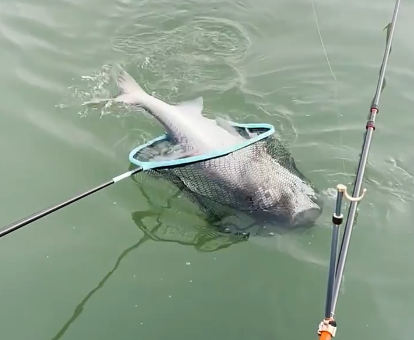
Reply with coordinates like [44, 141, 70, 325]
[128, 122, 275, 170]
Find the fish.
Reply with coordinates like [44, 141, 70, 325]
[95, 68, 323, 229]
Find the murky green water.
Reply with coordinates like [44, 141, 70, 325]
[1, 0, 413, 339]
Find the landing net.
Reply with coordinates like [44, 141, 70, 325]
[128, 122, 323, 231]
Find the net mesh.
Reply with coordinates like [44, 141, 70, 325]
[131, 126, 323, 235]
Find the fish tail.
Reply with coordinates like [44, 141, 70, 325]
[114, 68, 148, 104]
[82, 68, 148, 108]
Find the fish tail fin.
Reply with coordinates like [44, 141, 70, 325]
[114, 69, 148, 104]
[81, 68, 149, 108]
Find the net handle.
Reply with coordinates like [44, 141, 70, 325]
[0, 167, 143, 238]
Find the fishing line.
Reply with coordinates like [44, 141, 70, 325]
[310, 0, 347, 179]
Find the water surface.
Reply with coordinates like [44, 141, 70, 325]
[1, 0, 413, 339]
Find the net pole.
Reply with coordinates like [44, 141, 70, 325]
[0, 167, 143, 238]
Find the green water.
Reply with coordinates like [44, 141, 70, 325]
[1, 0, 413, 339]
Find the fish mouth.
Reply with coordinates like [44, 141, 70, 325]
[291, 207, 323, 227]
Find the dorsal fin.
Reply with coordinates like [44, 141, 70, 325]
[176, 96, 204, 116]
[215, 117, 241, 137]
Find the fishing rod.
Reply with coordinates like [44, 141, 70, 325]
[317, 0, 401, 339]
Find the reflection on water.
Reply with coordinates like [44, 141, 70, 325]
[49, 235, 147, 340]
[129, 166, 249, 251]
[50, 179, 246, 340]
[132, 210, 248, 252]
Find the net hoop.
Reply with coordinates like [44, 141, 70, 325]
[128, 122, 275, 170]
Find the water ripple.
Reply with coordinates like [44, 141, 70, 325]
[111, 14, 251, 97]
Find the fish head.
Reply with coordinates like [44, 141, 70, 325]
[243, 156, 324, 228]
[290, 205, 323, 227]
[252, 183, 323, 228]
